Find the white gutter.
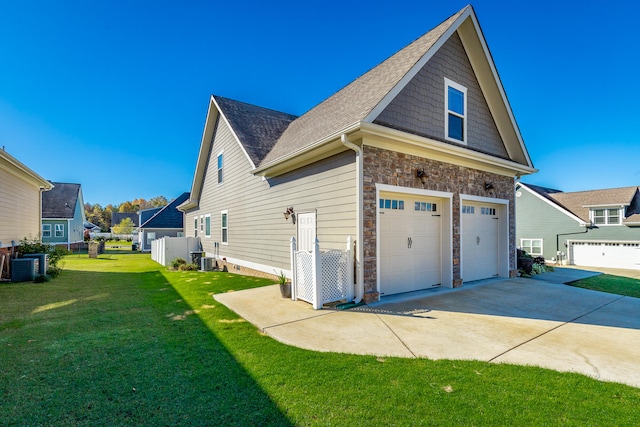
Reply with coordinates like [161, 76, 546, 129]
[341, 133, 364, 303]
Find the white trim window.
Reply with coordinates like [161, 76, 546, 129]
[42, 224, 52, 238]
[221, 210, 228, 244]
[200, 215, 204, 233]
[591, 208, 621, 225]
[205, 214, 211, 238]
[54, 224, 64, 238]
[521, 238, 543, 256]
[147, 232, 156, 243]
[194, 217, 198, 237]
[217, 151, 224, 184]
[444, 77, 467, 144]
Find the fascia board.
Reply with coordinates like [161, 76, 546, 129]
[0, 150, 53, 190]
[210, 97, 256, 170]
[181, 97, 219, 211]
[363, 8, 471, 123]
[458, 13, 533, 168]
[362, 122, 536, 177]
[253, 122, 361, 177]
[517, 183, 586, 225]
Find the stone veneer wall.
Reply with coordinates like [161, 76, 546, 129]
[362, 146, 516, 301]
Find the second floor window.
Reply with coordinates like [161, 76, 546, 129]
[445, 77, 467, 143]
[217, 152, 224, 184]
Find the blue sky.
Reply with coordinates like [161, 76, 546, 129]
[1, 1, 638, 205]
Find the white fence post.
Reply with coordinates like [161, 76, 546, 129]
[312, 238, 322, 309]
[346, 236, 354, 301]
[290, 237, 297, 301]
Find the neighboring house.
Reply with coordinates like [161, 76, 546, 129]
[179, 6, 535, 303]
[138, 193, 189, 252]
[111, 212, 139, 232]
[83, 220, 101, 232]
[0, 148, 53, 275]
[42, 182, 86, 250]
[516, 183, 640, 270]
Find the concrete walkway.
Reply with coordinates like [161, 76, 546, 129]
[214, 268, 640, 388]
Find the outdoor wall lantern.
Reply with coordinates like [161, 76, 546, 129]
[283, 207, 296, 224]
[416, 168, 427, 184]
[484, 182, 495, 192]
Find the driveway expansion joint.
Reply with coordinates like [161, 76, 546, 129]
[489, 294, 627, 363]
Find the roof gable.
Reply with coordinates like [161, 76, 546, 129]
[519, 183, 640, 225]
[261, 8, 465, 167]
[112, 212, 139, 227]
[259, 5, 532, 170]
[214, 96, 297, 167]
[42, 182, 81, 219]
[140, 192, 190, 229]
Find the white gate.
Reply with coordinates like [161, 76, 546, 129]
[290, 237, 354, 309]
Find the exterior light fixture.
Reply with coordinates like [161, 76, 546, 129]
[283, 207, 296, 224]
[416, 168, 427, 184]
[484, 182, 495, 191]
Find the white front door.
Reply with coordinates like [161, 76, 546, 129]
[461, 202, 499, 282]
[296, 212, 316, 252]
[379, 194, 442, 296]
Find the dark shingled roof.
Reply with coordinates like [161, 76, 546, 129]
[42, 182, 81, 219]
[214, 96, 298, 166]
[139, 207, 162, 225]
[112, 212, 139, 227]
[140, 192, 190, 229]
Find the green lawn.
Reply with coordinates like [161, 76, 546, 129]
[1, 251, 639, 426]
[570, 274, 640, 298]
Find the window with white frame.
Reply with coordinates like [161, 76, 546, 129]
[42, 224, 51, 238]
[54, 224, 64, 238]
[445, 77, 467, 143]
[221, 210, 228, 244]
[194, 217, 198, 236]
[200, 215, 204, 233]
[205, 214, 211, 238]
[591, 208, 621, 225]
[147, 232, 156, 243]
[521, 239, 543, 256]
[217, 151, 224, 184]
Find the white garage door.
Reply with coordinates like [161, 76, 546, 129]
[379, 194, 442, 296]
[571, 241, 640, 270]
[461, 202, 499, 282]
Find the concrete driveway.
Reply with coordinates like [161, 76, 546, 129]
[214, 273, 640, 388]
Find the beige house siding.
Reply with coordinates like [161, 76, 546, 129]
[374, 32, 508, 159]
[186, 116, 357, 273]
[0, 164, 42, 246]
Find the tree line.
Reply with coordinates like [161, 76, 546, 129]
[84, 196, 168, 232]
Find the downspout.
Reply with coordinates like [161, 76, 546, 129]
[341, 133, 364, 303]
[67, 219, 71, 251]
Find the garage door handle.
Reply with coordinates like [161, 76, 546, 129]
[432, 214, 441, 217]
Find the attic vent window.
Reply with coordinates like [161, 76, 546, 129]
[444, 78, 467, 144]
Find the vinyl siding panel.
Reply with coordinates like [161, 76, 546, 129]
[0, 166, 41, 246]
[375, 32, 508, 159]
[186, 117, 356, 273]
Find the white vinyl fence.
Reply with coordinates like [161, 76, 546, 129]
[290, 237, 354, 309]
[151, 237, 202, 267]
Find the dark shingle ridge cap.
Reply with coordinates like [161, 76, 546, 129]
[213, 95, 298, 166]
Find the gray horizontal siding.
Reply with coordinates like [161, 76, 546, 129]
[187, 117, 356, 272]
[516, 189, 640, 262]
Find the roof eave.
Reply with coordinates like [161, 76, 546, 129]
[253, 122, 361, 177]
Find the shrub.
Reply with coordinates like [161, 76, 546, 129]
[18, 237, 68, 268]
[178, 263, 199, 271]
[46, 267, 61, 278]
[170, 258, 187, 269]
[114, 236, 121, 242]
[34, 274, 50, 283]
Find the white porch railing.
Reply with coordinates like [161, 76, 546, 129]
[290, 236, 354, 309]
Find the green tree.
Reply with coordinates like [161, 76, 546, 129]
[112, 217, 135, 235]
[119, 201, 134, 213]
[149, 196, 168, 207]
